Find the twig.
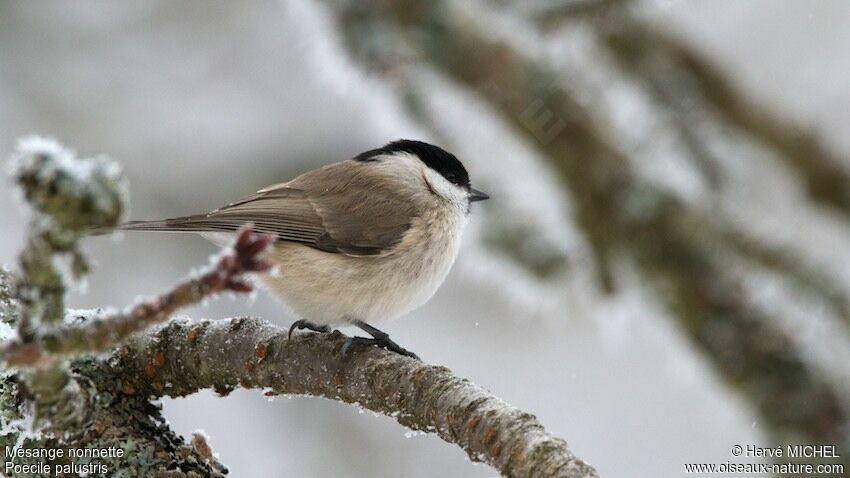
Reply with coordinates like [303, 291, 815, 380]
[8, 136, 126, 432]
[1, 226, 273, 367]
[87, 317, 599, 478]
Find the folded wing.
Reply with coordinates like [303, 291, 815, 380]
[119, 161, 419, 256]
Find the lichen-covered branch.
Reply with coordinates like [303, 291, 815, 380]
[11, 137, 125, 339]
[85, 317, 598, 478]
[1, 138, 252, 476]
[0, 226, 268, 478]
[0, 269, 18, 326]
[1, 227, 273, 367]
[8, 137, 126, 433]
[1, 362, 229, 478]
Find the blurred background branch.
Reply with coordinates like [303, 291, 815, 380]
[596, 7, 850, 214]
[324, 0, 850, 464]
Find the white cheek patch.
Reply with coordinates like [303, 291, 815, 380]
[423, 167, 469, 208]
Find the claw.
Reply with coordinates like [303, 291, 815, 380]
[288, 319, 331, 340]
[340, 336, 367, 358]
[342, 320, 420, 360]
[339, 336, 420, 359]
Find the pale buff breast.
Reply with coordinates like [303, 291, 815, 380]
[261, 205, 467, 326]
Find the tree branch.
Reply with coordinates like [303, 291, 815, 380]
[1, 227, 273, 367]
[85, 317, 599, 478]
[8, 136, 127, 433]
[1, 137, 259, 476]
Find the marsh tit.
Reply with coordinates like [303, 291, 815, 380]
[119, 140, 489, 358]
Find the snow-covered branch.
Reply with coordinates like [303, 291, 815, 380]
[1, 226, 273, 367]
[8, 137, 127, 433]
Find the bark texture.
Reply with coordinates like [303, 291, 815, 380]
[87, 318, 599, 478]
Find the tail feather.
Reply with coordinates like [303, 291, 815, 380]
[90, 215, 243, 237]
[118, 217, 205, 232]
[96, 214, 232, 235]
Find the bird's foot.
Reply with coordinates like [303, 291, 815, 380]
[340, 336, 420, 360]
[340, 320, 420, 360]
[288, 319, 331, 339]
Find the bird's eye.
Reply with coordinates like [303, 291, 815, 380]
[445, 173, 458, 184]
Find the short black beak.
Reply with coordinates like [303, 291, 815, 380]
[469, 187, 490, 202]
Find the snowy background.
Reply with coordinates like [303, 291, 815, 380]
[1, 1, 849, 477]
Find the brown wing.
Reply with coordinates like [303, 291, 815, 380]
[120, 160, 420, 256]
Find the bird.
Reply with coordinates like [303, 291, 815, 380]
[117, 139, 489, 359]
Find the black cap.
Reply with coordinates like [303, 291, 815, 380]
[355, 139, 470, 189]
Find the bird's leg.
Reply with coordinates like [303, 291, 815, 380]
[288, 319, 331, 339]
[340, 320, 420, 360]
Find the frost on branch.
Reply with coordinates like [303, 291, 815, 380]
[7, 137, 127, 436]
[1, 227, 273, 367]
[1, 137, 252, 476]
[84, 317, 599, 478]
[10, 136, 126, 338]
